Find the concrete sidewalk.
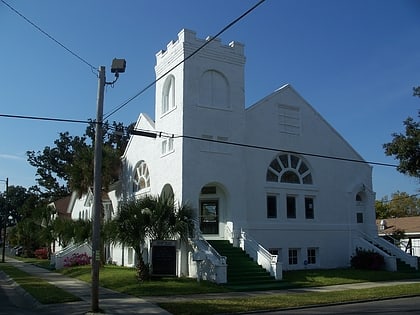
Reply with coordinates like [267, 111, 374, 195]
[1, 257, 171, 314]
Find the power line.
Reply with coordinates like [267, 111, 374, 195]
[131, 128, 399, 168]
[1, 0, 98, 73]
[0, 111, 400, 168]
[0, 113, 93, 125]
[103, 0, 266, 120]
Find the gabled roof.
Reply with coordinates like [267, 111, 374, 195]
[84, 188, 111, 207]
[245, 83, 367, 165]
[122, 112, 155, 159]
[376, 216, 420, 236]
[48, 195, 72, 219]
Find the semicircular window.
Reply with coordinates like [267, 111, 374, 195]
[266, 154, 313, 184]
[133, 161, 150, 192]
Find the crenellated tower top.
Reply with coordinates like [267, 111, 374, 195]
[155, 29, 245, 75]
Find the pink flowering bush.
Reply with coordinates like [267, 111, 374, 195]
[64, 252, 91, 267]
[34, 248, 48, 259]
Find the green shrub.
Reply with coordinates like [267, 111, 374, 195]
[351, 248, 385, 270]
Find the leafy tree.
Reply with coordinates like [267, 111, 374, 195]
[2, 185, 64, 257]
[72, 219, 92, 244]
[375, 191, 420, 218]
[27, 121, 133, 199]
[383, 87, 420, 180]
[52, 217, 75, 248]
[375, 199, 390, 219]
[388, 191, 420, 217]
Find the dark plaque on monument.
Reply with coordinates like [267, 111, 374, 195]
[151, 240, 177, 276]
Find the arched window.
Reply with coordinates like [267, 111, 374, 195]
[266, 154, 313, 184]
[199, 70, 229, 108]
[162, 75, 175, 114]
[133, 161, 150, 192]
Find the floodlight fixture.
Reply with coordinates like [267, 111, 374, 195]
[111, 58, 126, 74]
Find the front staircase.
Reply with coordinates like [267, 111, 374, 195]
[361, 235, 418, 272]
[374, 240, 417, 272]
[208, 240, 283, 290]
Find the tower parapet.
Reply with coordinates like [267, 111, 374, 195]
[155, 29, 245, 75]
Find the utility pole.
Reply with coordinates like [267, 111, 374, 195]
[91, 66, 105, 312]
[91, 59, 125, 313]
[1, 178, 8, 263]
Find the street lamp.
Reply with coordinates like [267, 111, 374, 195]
[0, 178, 8, 263]
[91, 59, 126, 313]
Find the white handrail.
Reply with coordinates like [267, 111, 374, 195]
[190, 220, 227, 283]
[240, 229, 282, 279]
[359, 232, 418, 270]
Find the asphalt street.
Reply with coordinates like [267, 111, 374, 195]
[251, 296, 420, 314]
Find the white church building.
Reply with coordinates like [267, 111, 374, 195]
[63, 29, 417, 282]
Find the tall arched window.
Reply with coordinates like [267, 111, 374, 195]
[199, 70, 229, 108]
[266, 154, 313, 184]
[133, 161, 150, 192]
[162, 75, 175, 114]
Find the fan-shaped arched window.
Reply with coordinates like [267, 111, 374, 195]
[162, 75, 175, 114]
[266, 154, 313, 184]
[133, 161, 150, 192]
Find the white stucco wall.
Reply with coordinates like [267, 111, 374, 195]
[119, 29, 378, 272]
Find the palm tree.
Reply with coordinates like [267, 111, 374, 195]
[112, 197, 151, 280]
[111, 194, 194, 280]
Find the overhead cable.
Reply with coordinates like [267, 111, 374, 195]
[130, 128, 399, 168]
[0, 112, 399, 168]
[0, 113, 93, 125]
[1, 0, 98, 73]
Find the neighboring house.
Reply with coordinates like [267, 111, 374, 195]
[60, 29, 417, 281]
[67, 188, 136, 267]
[377, 217, 420, 257]
[47, 195, 72, 253]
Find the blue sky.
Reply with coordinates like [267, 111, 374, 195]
[0, 0, 419, 199]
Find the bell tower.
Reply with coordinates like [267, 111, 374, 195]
[154, 29, 246, 141]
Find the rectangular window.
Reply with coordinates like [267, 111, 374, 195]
[267, 195, 277, 218]
[357, 212, 364, 223]
[287, 196, 296, 218]
[288, 248, 298, 265]
[168, 137, 174, 151]
[201, 186, 216, 194]
[307, 248, 316, 265]
[127, 247, 134, 265]
[161, 140, 167, 154]
[305, 197, 314, 219]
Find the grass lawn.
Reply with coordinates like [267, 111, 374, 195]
[4, 257, 420, 314]
[58, 264, 420, 296]
[159, 283, 420, 315]
[282, 268, 420, 287]
[60, 264, 230, 296]
[0, 263, 81, 304]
